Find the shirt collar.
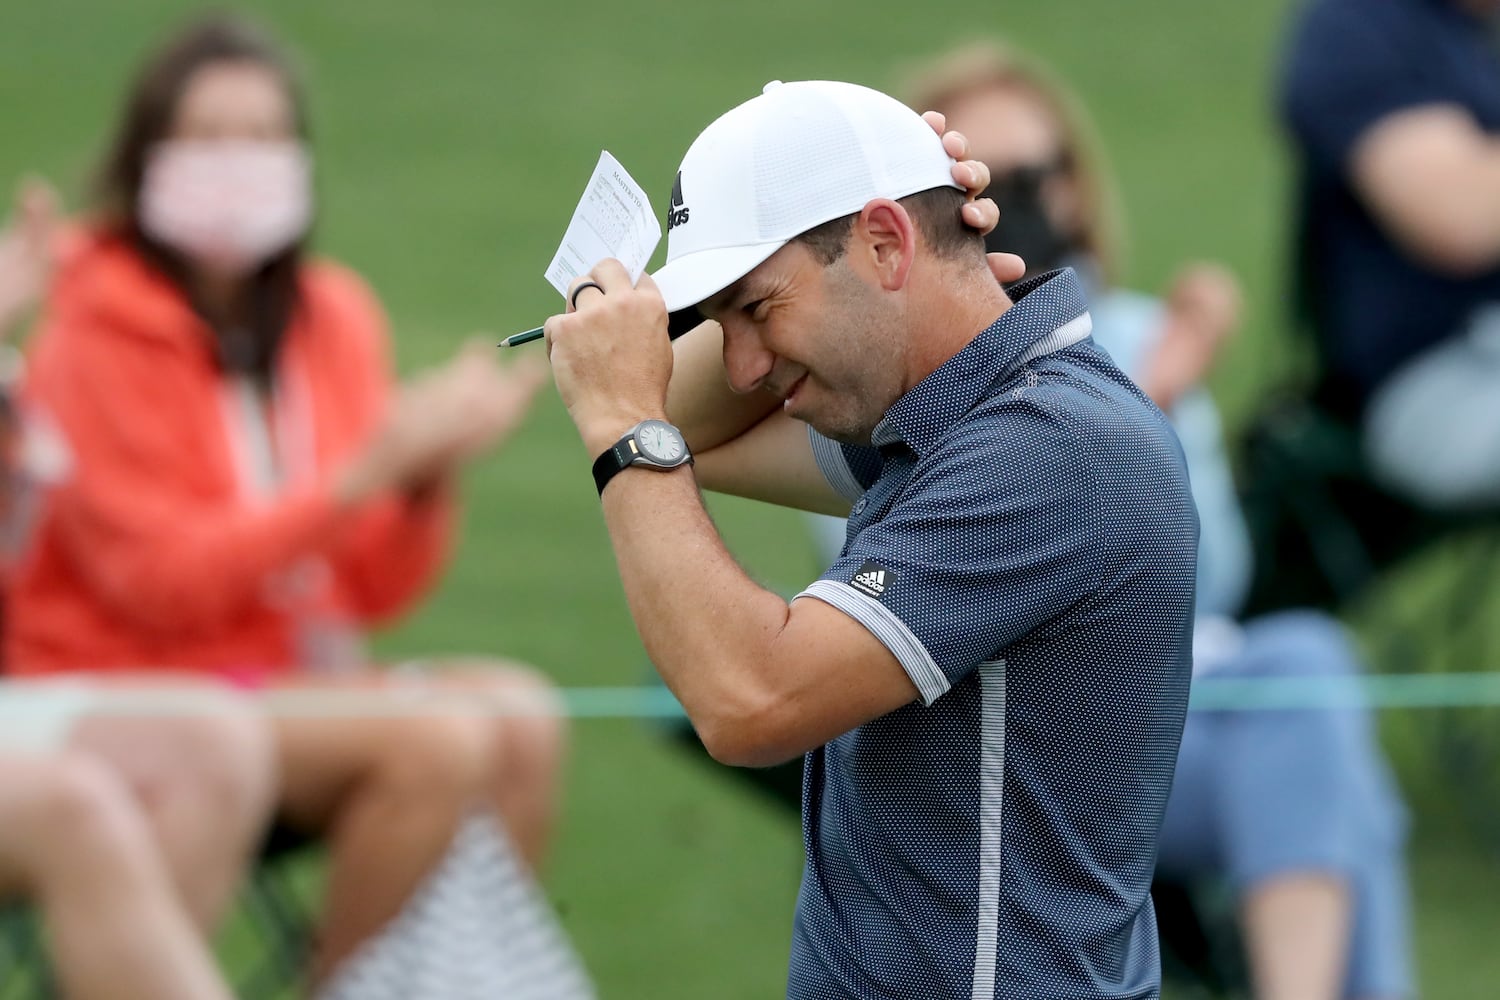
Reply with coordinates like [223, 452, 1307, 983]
[870, 267, 1092, 457]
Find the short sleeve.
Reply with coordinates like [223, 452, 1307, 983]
[1280, 0, 1461, 173]
[798, 411, 1103, 705]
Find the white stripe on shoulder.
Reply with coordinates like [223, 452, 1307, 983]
[1014, 311, 1093, 367]
[798, 579, 949, 704]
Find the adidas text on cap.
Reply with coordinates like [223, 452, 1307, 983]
[651, 80, 963, 315]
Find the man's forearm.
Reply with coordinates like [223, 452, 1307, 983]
[666, 321, 779, 451]
[598, 463, 794, 761]
[665, 323, 849, 514]
[692, 410, 851, 515]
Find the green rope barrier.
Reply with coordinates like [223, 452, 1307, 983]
[3, 674, 1496, 720]
[564, 673, 1500, 718]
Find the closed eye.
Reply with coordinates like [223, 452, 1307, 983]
[742, 298, 767, 320]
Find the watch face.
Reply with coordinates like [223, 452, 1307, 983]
[636, 422, 685, 463]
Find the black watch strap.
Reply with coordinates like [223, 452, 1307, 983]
[591, 421, 693, 497]
[591, 440, 637, 496]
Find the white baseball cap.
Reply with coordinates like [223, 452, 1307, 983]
[652, 80, 963, 316]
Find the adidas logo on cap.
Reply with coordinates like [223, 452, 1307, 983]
[849, 560, 895, 599]
[668, 171, 690, 230]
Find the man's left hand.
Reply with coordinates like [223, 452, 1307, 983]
[544, 258, 675, 455]
[919, 112, 1026, 283]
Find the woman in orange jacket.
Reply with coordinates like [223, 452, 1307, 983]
[6, 13, 563, 981]
[2, 178, 272, 1000]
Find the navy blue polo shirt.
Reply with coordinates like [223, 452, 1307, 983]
[787, 269, 1198, 999]
[1280, 0, 1500, 406]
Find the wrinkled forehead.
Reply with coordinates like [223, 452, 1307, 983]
[699, 241, 803, 317]
[700, 271, 761, 318]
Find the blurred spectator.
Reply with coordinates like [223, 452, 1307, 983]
[867, 41, 1413, 999]
[0, 178, 274, 1000]
[0, 179, 61, 558]
[0, 689, 273, 1000]
[3, 12, 567, 982]
[1281, 0, 1500, 510]
[0, 181, 55, 335]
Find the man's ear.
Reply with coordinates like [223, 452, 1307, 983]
[852, 199, 916, 291]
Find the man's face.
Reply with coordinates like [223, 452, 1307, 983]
[701, 240, 907, 444]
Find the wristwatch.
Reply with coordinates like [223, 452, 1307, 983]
[592, 419, 694, 496]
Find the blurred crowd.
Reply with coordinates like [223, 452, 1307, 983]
[3, 1, 1498, 997]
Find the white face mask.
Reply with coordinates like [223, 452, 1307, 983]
[138, 139, 312, 274]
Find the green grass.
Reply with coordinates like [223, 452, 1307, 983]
[2, 1, 1497, 996]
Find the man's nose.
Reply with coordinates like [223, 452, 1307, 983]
[721, 322, 775, 395]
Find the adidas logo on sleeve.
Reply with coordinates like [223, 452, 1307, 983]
[849, 560, 894, 599]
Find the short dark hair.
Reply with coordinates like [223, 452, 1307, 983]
[793, 186, 982, 266]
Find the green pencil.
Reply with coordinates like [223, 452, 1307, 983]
[499, 326, 545, 348]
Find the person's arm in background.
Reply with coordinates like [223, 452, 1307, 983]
[1352, 106, 1500, 276]
[309, 266, 451, 624]
[1154, 265, 1251, 617]
[1282, 0, 1500, 276]
[1136, 263, 1242, 412]
[36, 310, 527, 637]
[0, 179, 59, 561]
[317, 270, 549, 623]
[1091, 265, 1252, 619]
[329, 476, 456, 625]
[331, 349, 548, 623]
[0, 179, 57, 339]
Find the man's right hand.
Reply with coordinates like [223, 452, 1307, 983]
[921, 112, 1026, 285]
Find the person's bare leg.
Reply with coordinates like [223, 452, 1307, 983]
[1240, 872, 1352, 1000]
[423, 660, 569, 869]
[0, 752, 234, 1000]
[272, 707, 490, 982]
[69, 678, 276, 928]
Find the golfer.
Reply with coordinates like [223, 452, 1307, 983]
[543, 80, 1198, 999]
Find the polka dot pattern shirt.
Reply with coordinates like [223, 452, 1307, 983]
[789, 269, 1198, 999]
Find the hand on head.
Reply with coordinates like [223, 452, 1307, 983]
[921, 111, 1026, 285]
[0, 177, 60, 339]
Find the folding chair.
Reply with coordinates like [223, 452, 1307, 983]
[0, 833, 323, 1000]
